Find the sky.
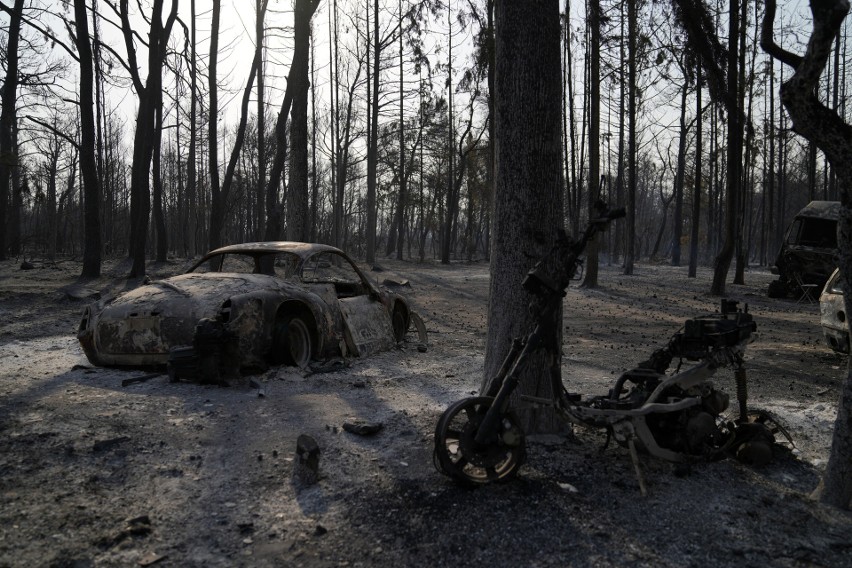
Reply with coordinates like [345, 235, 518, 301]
[1, 0, 843, 189]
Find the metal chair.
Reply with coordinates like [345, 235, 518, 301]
[793, 272, 820, 305]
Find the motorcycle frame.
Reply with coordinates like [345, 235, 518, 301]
[478, 301, 747, 462]
[474, 207, 749, 462]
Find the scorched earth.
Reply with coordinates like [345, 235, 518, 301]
[0, 256, 850, 567]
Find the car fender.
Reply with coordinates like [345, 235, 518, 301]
[221, 289, 337, 367]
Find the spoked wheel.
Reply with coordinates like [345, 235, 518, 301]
[433, 396, 526, 486]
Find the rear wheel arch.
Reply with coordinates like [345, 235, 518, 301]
[270, 301, 319, 367]
[391, 300, 410, 342]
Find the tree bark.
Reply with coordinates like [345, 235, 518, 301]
[256, 0, 267, 240]
[286, 0, 312, 243]
[264, 0, 320, 241]
[688, 61, 702, 278]
[671, 80, 689, 266]
[153, 91, 167, 262]
[121, 0, 178, 278]
[710, 0, 742, 296]
[441, 8, 456, 265]
[72, 0, 103, 277]
[366, 0, 380, 263]
[187, 0, 198, 256]
[386, 0, 407, 259]
[762, 0, 852, 510]
[624, 0, 637, 275]
[208, 0, 223, 251]
[581, 0, 602, 286]
[484, 0, 564, 434]
[0, 0, 24, 261]
[222, 39, 263, 242]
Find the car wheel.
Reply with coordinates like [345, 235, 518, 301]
[273, 315, 312, 368]
[392, 307, 407, 343]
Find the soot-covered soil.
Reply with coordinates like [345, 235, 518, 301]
[0, 256, 850, 567]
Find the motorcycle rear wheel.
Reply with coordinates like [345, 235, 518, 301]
[433, 396, 526, 486]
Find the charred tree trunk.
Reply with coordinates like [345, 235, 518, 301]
[0, 0, 24, 261]
[73, 0, 103, 277]
[624, 0, 637, 275]
[762, 0, 852, 510]
[186, 0, 198, 256]
[689, 62, 703, 278]
[122, 0, 177, 278]
[256, 0, 267, 240]
[366, 0, 380, 264]
[484, 0, 564, 434]
[710, 0, 742, 296]
[671, 80, 689, 266]
[222, 28, 264, 242]
[208, 0, 223, 251]
[153, 94, 167, 262]
[286, 0, 311, 243]
[387, 0, 407, 260]
[264, 0, 320, 241]
[581, 0, 602, 286]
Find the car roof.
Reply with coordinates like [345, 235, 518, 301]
[796, 201, 840, 220]
[201, 241, 345, 260]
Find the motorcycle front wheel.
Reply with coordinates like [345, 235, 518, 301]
[433, 396, 526, 486]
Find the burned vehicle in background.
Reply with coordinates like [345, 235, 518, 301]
[768, 200, 839, 299]
[78, 242, 420, 378]
[820, 268, 849, 353]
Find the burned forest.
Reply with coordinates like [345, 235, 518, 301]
[1, 0, 852, 566]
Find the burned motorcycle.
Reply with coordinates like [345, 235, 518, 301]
[433, 202, 780, 489]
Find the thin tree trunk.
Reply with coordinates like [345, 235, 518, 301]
[256, 0, 267, 240]
[73, 0, 103, 277]
[187, 0, 198, 256]
[208, 0, 223, 251]
[387, 0, 407, 259]
[710, 0, 742, 296]
[122, 0, 178, 278]
[366, 0, 380, 263]
[286, 0, 311, 243]
[0, 0, 24, 261]
[671, 81, 689, 266]
[581, 0, 602, 286]
[153, 92, 167, 262]
[310, 26, 319, 242]
[624, 0, 637, 275]
[264, 0, 320, 241]
[689, 62, 702, 278]
[222, 28, 264, 243]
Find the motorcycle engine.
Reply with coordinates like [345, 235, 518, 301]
[644, 383, 731, 456]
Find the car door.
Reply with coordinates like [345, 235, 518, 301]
[300, 251, 394, 357]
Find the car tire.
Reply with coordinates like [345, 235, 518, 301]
[273, 315, 312, 368]
[392, 307, 407, 343]
[838, 332, 850, 354]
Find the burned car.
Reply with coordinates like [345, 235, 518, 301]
[820, 267, 849, 353]
[78, 242, 421, 377]
[768, 200, 839, 298]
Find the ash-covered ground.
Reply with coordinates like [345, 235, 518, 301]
[0, 256, 850, 567]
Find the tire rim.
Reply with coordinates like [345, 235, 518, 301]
[288, 318, 311, 368]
